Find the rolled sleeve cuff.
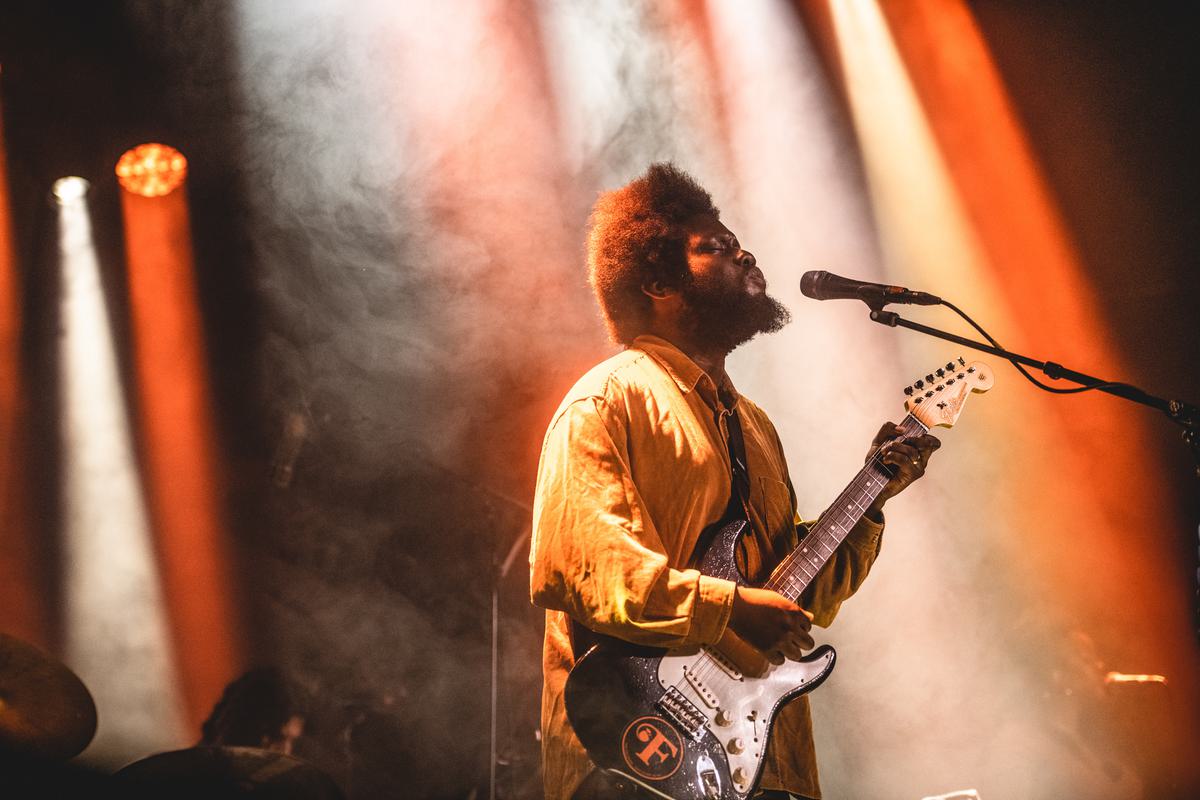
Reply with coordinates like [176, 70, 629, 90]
[846, 512, 885, 552]
[691, 575, 737, 644]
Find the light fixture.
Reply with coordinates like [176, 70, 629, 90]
[115, 144, 188, 197]
[52, 176, 90, 203]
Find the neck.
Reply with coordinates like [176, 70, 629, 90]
[641, 324, 730, 387]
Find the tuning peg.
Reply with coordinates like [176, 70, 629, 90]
[925, 373, 935, 383]
[904, 386, 914, 396]
[936, 367, 945, 378]
[945, 362, 955, 371]
[957, 356, 966, 366]
[914, 379, 924, 389]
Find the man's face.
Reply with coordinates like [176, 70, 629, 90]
[678, 213, 791, 353]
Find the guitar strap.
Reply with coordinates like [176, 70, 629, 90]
[722, 405, 752, 523]
[569, 405, 751, 662]
[683, 404, 750, 572]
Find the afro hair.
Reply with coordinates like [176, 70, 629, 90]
[586, 163, 720, 344]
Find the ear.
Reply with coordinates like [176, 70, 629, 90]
[642, 280, 676, 300]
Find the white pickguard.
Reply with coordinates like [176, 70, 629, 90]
[658, 647, 836, 797]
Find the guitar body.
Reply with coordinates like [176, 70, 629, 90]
[565, 520, 837, 800]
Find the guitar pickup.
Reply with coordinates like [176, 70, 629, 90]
[702, 645, 745, 681]
[683, 665, 720, 708]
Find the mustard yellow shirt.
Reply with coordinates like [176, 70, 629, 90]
[530, 335, 884, 799]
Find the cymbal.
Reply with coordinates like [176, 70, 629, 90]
[0, 632, 97, 761]
[116, 746, 344, 800]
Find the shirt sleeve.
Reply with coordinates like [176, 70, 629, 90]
[760, 416, 885, 629]
[529, 397, 736, 648]
[797, 509, 884, 628]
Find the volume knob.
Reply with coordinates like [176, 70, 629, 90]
[714, 709, 733, 726]
[727, 737, 745, 754]
[732, 767, 749, 785]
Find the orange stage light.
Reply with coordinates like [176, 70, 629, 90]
[116, 143, 188, 198]
[815, 0, 1199, 787]
[876, 0, 1191, 668]
[0, 80, 50, 649]
[118, 146, 244, 730]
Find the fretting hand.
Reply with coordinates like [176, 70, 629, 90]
[865, 422, 941, 519]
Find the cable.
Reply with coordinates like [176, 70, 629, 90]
[939, 300, 1132, 395]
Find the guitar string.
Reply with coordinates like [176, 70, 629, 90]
[672, 413, 930, 711]
[673, 415, 922, 714]
[765, 414, 927, 599]
[672, 444, 898, 705]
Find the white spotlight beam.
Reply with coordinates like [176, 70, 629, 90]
[55, 180, 188, 767]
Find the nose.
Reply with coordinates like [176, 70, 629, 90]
[737, 249, 756, 269]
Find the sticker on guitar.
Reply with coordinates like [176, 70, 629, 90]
[620, 716, 684, 781]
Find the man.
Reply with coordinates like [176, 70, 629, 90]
[530, 163, 939, 799]
[200, 667, 307, 755]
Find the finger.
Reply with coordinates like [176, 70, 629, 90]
[791, 611, 812, 633]
[767, 650, 785, 666]
[882, 444, 922, 470]
[871, 422, 903, 448]
[781, 636, 806, 661]
[916, 434, 942, 457]
[880, 451, 923, 481]
[884, 442, 920, 461]
[786, 631, 814, 657]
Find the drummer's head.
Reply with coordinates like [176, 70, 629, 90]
[200, 667, 307, 754]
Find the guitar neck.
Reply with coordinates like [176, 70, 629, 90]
[764, 414, 927, 603]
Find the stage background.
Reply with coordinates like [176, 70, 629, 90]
[1, 1, 1197, 798]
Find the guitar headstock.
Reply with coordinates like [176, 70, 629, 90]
[903, 357, 994, 428]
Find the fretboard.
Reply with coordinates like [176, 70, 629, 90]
[763, 414, 927, 603]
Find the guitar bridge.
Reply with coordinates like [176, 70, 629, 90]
[656, 686, 707, 740]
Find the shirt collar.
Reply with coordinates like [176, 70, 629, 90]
[630, 335, 741, 410]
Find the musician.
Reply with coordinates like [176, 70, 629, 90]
[200, 667, 308, 755]
[530, 163, 940, 799]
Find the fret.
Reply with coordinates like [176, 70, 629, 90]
[769, 413, 925, 603]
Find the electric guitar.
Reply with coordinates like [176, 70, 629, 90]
[564, 359, 995, 799]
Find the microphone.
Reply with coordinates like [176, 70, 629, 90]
[800, 270, 942, 308]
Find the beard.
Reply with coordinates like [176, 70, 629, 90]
[679, 272, 792, 354]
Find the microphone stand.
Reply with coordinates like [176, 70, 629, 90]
[490, 523, 531, 800]
[869, 306, 1200, 643]
[867, 308, 1200, 472]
